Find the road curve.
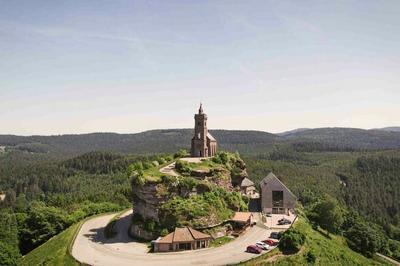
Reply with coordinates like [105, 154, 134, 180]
[72, 210, 273, 266]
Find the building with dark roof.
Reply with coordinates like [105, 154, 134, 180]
[153, 227, 212, 252]
[260, 173, 297, 215]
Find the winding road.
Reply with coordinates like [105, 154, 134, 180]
[72, 210, 274, 266]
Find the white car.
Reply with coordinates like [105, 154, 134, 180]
[255, 241, 270, 250]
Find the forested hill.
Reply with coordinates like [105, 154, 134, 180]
[278, 127, 400, 150]
[1, 127, 400, 157]
[0, 129, 279, 157]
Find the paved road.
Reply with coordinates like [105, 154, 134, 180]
[72, 210, 274, 266]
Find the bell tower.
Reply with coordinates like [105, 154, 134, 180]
[191, 103, 208, 157]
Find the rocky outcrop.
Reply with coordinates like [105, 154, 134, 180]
[131, 155, 251, 240]
[132, 182, 169, 223]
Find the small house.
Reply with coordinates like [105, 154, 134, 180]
[240, 177, 256, 197]
[153, 227, 212, 252]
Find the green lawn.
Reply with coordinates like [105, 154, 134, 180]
[241, 218, 391, 266]
[19, 222, 81, 266]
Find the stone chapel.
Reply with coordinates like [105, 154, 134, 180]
[190, 104, 217, 157]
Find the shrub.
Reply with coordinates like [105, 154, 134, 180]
[160, 228, 169, 237]
[306, 250, 316, 264]
[132, 213, 144, 225]
[196, 182, 212, 194]
[142, 161, 153, 170]
[279, 228, 306, 253]
[175, 160, 192, 176]
[0, 241, 20, 266]
[131, 171, 145, 186]
[144, 218, 157, 232]
[174, 149, 189, 159]
[212, 152, 230, 165]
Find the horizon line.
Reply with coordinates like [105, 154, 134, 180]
[1, 126, 399, 137]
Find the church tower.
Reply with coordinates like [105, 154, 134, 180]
[191, 104, 217, 157]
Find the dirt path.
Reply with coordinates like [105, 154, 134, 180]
[159, 162, 179, 176]
[72, 210, 274, 266]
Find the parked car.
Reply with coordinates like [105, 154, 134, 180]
[256, 241, 270, 250]
[262, 239, 279, 246]
[246, 245, 263, 254]
[270, 232, 281, 239]
[278, 218, 291, 225]
[266, 213, 272, 217]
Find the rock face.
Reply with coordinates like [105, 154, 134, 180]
[130, 155, 250, 240]
[132, 182, 168, 223]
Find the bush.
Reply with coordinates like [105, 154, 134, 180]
[306, 250, 316, 264]
[196, 182, 212, 194]
[279, 228, 306, 253]
[174, 149, 189, 159]
[0, 242, 20, 266]
[131, 213, 144, 225]
[344, 221, 385, 258]
[175, 160, 192, 176]
[212, 152, 230, 165]
[160, 228, 169, 237]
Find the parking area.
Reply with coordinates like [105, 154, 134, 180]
[263, 212, 297, 230]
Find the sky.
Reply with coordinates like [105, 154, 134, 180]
[1, 0, 400, 135]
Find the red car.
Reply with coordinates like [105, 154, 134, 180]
[246, 245, 263, 254]
[262, 239, 278, 246]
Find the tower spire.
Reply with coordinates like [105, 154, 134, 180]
[199, 102, 203, 114]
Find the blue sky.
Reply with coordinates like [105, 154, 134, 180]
[1, 0, 399, 135]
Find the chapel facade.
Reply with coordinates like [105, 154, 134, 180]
[190, 104, 217, 157]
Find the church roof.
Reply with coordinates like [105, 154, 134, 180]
[240, 177, 254, 187]
[207, 132, 216, 142]
[259, 172, 297, 199]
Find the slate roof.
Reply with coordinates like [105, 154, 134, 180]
[240, 177, 254, 187]
[156, 227, 212, 244]
[259, 172, 297, 199]
[207, 132, 217, 142]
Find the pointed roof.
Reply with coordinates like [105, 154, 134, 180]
[259, 172, 296, 199]
[198, 103, 204, 114]
[240, 177, 254, 187]
[156, 227, 211, 244]
[207, 132, 216, 142]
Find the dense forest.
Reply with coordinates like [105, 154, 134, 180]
[243, 147, 400, 260]
[2, 127, 400, 158]
[0, 151, 172, 264]
[1, 128, 400, 264]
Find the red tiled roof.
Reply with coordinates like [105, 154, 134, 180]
[156, 227, 212, 244]
[231, 212, 252, 223]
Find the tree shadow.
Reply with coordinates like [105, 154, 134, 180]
[83, 213, 146, 245]
[314, 227, 332, 239]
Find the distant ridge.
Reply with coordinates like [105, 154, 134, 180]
[277, 128, 310, 137]
[376, 127, 400, 132]
[1, 127, 400, 157]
